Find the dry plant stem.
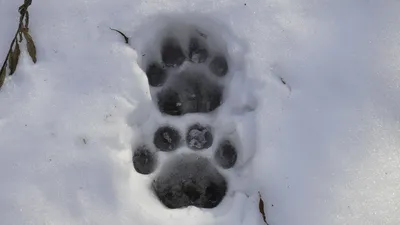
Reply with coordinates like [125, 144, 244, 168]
[259, 192, 269, 225]
[0, 1, 31, 76]
[110, 27, 129, 44]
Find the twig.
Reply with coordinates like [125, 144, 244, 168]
[259, 192, 270, 225]
[110, 27, 129, 44]
[0, 0, 35, 88]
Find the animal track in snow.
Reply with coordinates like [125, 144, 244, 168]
[133, 123, 238, 208]
[129, 17, 258, 212]
[141, 23, 230, 116]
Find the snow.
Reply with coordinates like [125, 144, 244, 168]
[0, 1, 399, 225]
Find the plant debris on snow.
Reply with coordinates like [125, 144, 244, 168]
[0, 0, 37, 89]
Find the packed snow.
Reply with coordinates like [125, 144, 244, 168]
[0, 1, 399, 225]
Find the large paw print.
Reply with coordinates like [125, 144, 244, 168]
[129, 20, 255, 212]
[132, 123, 238, 209]
[144, 29, 230, 116]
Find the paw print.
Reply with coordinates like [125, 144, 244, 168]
[186, 123, 213, 150]
[132, 122, 238, 209]
[129, 19, 255, 211]
[143, 28, 229, 116]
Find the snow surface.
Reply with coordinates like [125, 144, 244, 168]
[1, 1, 400, 225]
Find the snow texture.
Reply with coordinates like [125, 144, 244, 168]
[0, 1, 400, 225]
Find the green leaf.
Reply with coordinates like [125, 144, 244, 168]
[22, 30, 37, 63]
[0, 66, 7, 89]
[8, 42, 21, 75]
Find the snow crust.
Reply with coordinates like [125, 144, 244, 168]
[0, 1, 399, 225]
